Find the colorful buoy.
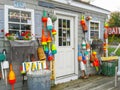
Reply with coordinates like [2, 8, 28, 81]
[8, 64, 16, 90]
[47, 17, 53, 31]
[51, 44, 57, 54]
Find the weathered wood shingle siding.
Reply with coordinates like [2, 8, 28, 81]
[0, 0, 108, 89]
[0, 0, 42, 90]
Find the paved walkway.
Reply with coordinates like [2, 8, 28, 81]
[51, 75, 120, 90]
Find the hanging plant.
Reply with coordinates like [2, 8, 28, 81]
[5, 33, 15, 40]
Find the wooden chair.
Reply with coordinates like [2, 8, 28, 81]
[115, 57, 120, 87]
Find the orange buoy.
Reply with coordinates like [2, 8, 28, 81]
[90, 54, 94, 62]
[47, 32, 52, 43]
[104, 30, 108, 39]
[8, 64, 16, 90]
[104, 22, 109, 29]
[41, 29, 47, 45]
[103, 42, 107, 51]
[92, 51, 97, 57]
[86, 42, 90, 51]
[52, 29, 57, 35]
[80, 15, 88, 32]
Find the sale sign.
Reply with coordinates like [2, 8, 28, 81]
[107, 27, 120, 35]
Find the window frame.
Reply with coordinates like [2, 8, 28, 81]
[89, 20, 100, 41]
[4, 5, 35, 40]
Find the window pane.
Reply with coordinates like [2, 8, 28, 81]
[9, 30, 19, 34]
[8, 9, 20, 22]
[21, 11, 31, 23]
[21, 25, 31, 30]
[59, 19, 62, 27]
[90, 31, 99, 39]
[67, 20, 70, 28]
[59, 29, 62, 36]
[63, 19, 67, 27]
[59, 37, 62, 46]
[94, 23, 99, 30]
[9, 23, 20, 30]
[63, 42, 66, 46]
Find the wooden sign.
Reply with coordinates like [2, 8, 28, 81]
[101, 56, 118, 61]
[14, 1, 26, 8]
[107, 27, 120, 35]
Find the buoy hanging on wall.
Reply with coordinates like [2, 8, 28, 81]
[41, 29, 47, 46]
[80, 15, 88, 32]
[42, 10, 48, 23]
[103, 42, 107, 51]
[81, 39, 86, 50]
[47, 17, 53, 31]
[104, 30, 108, 39]
[86, 41, 90, 51]
[104, 21, 109, 29]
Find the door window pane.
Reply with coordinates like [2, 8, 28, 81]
[58, 19, 71, 46]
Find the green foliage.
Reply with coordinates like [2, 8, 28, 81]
[108, 12, 120, 27]
[108, 35, 120, 45]
[108, 12, 120, 45]
[108, 47, 120, 56]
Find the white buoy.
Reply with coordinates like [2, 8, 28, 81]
[47, 17, 53, 30]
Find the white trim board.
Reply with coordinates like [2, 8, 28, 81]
[52, 0, 110, 14]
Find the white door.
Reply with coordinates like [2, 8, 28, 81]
[55, 14, 75, 77]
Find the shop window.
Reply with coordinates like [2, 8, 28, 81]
[4, 5, 35, 40]
[58, 19, 70, 46]
[89, 21, 100, 40]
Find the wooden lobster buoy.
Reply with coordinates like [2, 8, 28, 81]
[8, 64, 16, 90]
[104, 30, 108, 39]
[80, 15, 88, 32]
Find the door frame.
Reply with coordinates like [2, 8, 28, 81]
[54, 10, 78, 77]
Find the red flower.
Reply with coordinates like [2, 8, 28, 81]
[26, 36, 29, 38]
[21, 32, 25, 36]
[5, 33, 10, 37]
